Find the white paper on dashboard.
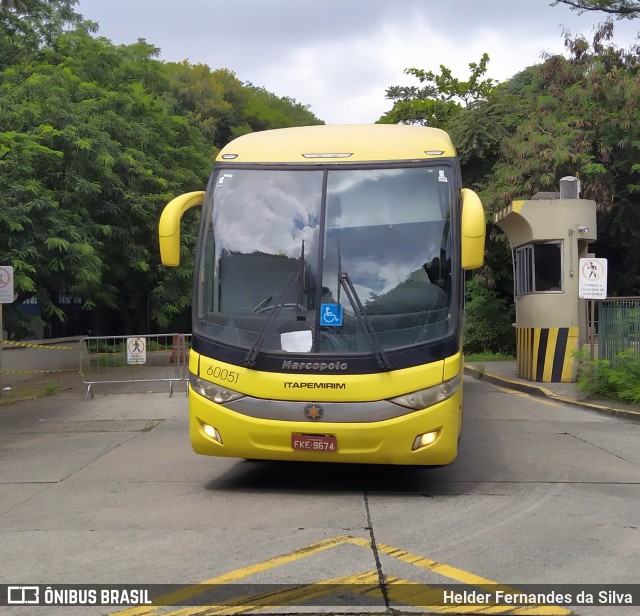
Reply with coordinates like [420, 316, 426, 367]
[281, 330, 313, 352]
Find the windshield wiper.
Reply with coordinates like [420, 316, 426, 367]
[338, 271, 391, 370]
[243, 273, 300, 368]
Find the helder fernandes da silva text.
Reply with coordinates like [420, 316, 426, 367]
[444, 589, 633, 606]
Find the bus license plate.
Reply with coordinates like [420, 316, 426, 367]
[291, 433, 337, 453]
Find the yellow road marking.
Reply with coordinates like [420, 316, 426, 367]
[165, 571, 381, 616]
[111, 535, 351, 616]
[489, 384, 560, 407]
[111, 536, 572, 616]
[526, 397, 560, 408]
[351, 539, 570, 614]
[492, 386, 528, 395]
[351, 537, 522, 591]
[478, 371, 640, 418]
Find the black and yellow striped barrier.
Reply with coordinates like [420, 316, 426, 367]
[1, 340, 77, 350]
[517, 327, 578, 383]
[0, 340, 78, 377]
[1, 368, 76, 375]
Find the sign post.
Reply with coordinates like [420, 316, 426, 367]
[0, 266, 15, 397]
[579, 258, 607, 361]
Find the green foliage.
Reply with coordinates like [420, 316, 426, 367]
[463, 275, 515, 355]
[243, 84, 323, 131]
[575, 348, 640, 403]
[551, 0, 640, 18]
[0, 0, 86, 67]
[483, 23, 640, 296]
[43, 382, 58, 396]
[90, 355, 125, 368]
[465, 352, 516, 362]
[163, 63, 322, 151]
[378, 54, 496, 128]
[1, 8, 322, 337]
[381, 23, 640, 303]
[480, 22, 640, 216]
[404, 54, 496, 107]
[0, 27, 212, 332]
[2, 303, 36, 339]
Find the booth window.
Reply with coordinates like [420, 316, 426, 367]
[515, 242, 562, 295]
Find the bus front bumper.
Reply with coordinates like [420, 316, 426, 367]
[188, 388, 462, 466]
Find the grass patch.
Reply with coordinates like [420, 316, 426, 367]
[575, 348, 640, 404]
[0, 382, 60, 405]
[43, 382, 59, 396]
[465, 352, 515, 362]
[90, 355, 126, 368]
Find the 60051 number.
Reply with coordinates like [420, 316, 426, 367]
[206, 365, 239, 384]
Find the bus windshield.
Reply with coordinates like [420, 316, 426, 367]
[195, 164, 456, 358]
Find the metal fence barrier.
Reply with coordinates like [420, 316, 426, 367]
[80, 333, 190, 399]
[598, 297, 640, 365]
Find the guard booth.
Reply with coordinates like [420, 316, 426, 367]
[494, 177, 597, 382]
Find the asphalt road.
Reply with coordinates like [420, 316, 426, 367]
[1, 376, 639, 615]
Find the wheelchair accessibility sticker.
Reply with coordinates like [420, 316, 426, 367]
[320, 304, 343, 327]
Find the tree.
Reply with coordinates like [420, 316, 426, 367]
[482, 23, 640, 296]
[164, 62, 323, 150]
[2, 19, 326, 337]
[463, 274, 515, 355]
[380, 21, 640, 353]
[163, 63, 247, 149]
[242, 84, 324, 132]
[0, 0, 85, 67]
[551, 0, 640, 18]
[484, 23, 640, 210]
[1, 1, 28, 10]
[378, 54, 496, 128]
[0, 27, 212, 335]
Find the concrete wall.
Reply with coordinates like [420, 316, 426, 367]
[1, 337, 82, 385]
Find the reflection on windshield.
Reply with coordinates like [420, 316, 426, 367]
[319, 167, 452, 352]
[197, 169, 322, 353]
[194, 165, 455, 356]
[214, 169, 320, 258]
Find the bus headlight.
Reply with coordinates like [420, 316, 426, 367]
[189, 374, 244, 404]
[201, 422, 223, 444]
[412, 430, 440, 450]
[389, 374, 461, 410]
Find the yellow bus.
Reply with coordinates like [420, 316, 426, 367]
[159, 124, 485, 465]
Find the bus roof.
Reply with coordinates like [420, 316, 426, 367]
[216, 124, 456, 164]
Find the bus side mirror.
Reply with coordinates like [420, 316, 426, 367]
[460, 188, 485, 270]
[159, 191, 205, 266]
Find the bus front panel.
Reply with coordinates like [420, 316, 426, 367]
[190, 158, 465, 465]
[188, 350, 463, 466]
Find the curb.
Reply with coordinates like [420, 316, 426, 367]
[0, 378, 80, 408]
[464, 365, 640, 422]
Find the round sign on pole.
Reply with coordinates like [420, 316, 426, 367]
[0, 266, 14, 304]
[127, 337, 147, 365]
[579, 258, 607, 299]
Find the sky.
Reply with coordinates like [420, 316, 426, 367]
[75, 0, 639, 125]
